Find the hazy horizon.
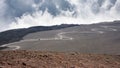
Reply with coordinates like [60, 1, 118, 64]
[0, 0, 120, 31]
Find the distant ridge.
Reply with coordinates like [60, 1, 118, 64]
[92, 20, 120, 26]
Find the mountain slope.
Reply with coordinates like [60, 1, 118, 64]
[0, 24, 78, 46]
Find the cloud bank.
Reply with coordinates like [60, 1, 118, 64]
[0, 0, 120, 31]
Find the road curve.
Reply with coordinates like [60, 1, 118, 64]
[0, 44, 20, 50]
[91, 28, 104, 34]
[101, 26, 117, 31]
[0, 32, 74, 50]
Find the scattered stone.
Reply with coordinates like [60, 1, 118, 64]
[0, 51, 119, 68]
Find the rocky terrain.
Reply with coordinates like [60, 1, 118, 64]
[0, 50, 120, 68]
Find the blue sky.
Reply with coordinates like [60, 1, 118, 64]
[0, 0, 120, 31]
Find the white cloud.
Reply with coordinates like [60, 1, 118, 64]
[0, 0, 120, 31]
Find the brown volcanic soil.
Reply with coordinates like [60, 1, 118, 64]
[0, 51, 120, 68]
